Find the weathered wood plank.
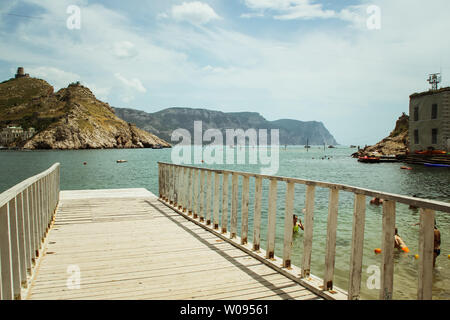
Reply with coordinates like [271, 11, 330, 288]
[348, 193, 366, 300]
[25, 189, 321, 301]
[283, 181, 295, 268]
[206, 171, 212, 225]
[240, 176, 250, 245]
[418, 208, 435, 300]
[323, 188, 339, 291]
[8, 198, 22, 300]
[302, 185, 315, 278]
[230, 173, 239, 239]
[213, 172, 221, 229]
[266, 179, 278, 259]
[0, 203, 13, 300]
[380, 200, 395, 300]
[221, 172, 229, 234]
[199, 170, 205, 222]
[253, 176, 263, 251]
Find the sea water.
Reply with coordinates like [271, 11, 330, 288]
[0, 147, 448, 300]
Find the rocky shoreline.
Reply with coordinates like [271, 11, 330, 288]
[352, 113, 409, 158]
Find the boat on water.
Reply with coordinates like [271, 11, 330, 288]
[116, 160, 128, 163]
[415, 149, 448, 155]
[424, 163, 450, 168]
[358, 156, 380, 163]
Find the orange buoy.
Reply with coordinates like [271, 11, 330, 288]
[414, 254, 419, 259]
[374, 248, 382, 254]
[83, 162, 87, 165]
[402, 247, 410, 253]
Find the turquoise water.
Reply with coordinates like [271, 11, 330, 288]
[0, 147, 449, 300]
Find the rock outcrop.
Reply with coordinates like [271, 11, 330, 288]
[353, 113, 409, 157]
[0, 77, 170, 150]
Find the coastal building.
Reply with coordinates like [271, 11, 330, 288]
[409, 87, 450, 153]
[0, 125, 35, 146]
[15, 67, 30, 79]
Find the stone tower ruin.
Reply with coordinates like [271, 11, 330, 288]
[15, 67, 30, 79]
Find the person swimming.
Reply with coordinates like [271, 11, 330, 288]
[434, 222, 441, 267]
[394, 228, 409, 253]
[370, 197, 383, 206]
[293, 215, 304, 233]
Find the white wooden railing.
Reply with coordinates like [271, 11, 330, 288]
[0, 163, 60, 300]
[158, 162, 450, 300]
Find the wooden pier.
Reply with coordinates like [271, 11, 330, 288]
[1, 163, 449, 300]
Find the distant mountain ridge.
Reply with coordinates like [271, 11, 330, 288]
[113, 107, 338, 146]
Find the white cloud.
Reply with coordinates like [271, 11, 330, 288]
[113, 41, 138, 59]
[114, 73, 147, 93]
[169, 1, 221, 25]
[26, 66, 81, 90]
[243, 0, 335, 20]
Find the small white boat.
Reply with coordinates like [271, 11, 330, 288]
[116, 160, 128, 163]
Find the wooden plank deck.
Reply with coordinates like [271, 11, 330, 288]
[25, 189, 321, 300]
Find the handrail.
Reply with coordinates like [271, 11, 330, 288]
[0, 163, 60, 300]
[158, 162, 449, 300]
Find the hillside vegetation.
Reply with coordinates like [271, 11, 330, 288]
[0, 77, 170, 149]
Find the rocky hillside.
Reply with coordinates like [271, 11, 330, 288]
[114, 107, 338, 146]
[0, 77, 170, 149]
[353, 113, 409, 157]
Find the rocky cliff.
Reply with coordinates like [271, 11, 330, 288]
[353, 113, 409, 157]
[0, 77, 170, 149]
[113, 107, 338, 146]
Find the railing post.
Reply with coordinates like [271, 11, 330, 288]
[32, 182, 39, 259]
[177, 167, 183, 210]
[183, 167, 188, 213]
[38, 179, 43, 245]
[0, 203, 13, 300]
[206, 171, 212, 225]
[301, 184, 315, 278]
[188, 168, 193, 215]
[230, 173, 239, 239]
[253, 176, 263, 251]
[199, 170, 205, 222]
[25, 187, 33, 274]
[158, 163, 163, 199]
[266, 179, 278, 259]
[16, 192, 28, 288]
[380, 200, 396, 300]
[348, 193, 366, 300]
[323, 188, 339, 291]
[169, 165, 174, 205]
[193, 169, 199, 218]
[283, 181, 295, 268]
[418, 208, 435, 300]
[221, 172, 229, 234]
[213, 172, 221, 229]
[240, 176, 250, 245]
[8, 198, 22, 300]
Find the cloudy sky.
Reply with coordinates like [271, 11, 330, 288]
[1, 0, 449, 145]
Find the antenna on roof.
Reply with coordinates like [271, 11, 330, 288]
[427, 73, 441, 91]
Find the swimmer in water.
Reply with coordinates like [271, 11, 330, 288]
[293, 215, 304, 233]
[370, 197, 383, 206]
[394, 228, 408, 252]
[434, 223, 441, 267]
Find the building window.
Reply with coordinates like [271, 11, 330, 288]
[414, 129, 419, 144]
[432, 128, 438, 144]
[414, 107, 419, 121]
[431, 104, 438, 119]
